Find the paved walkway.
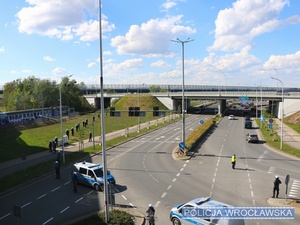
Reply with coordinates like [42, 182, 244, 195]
[273, 118, 300, 150]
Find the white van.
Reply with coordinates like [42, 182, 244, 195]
[170, 197, 245, 225]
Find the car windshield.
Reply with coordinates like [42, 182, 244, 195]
[94, 168, 110, 177]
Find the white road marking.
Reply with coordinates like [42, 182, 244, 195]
[176, 173, 180, 177]
[21, 202, 32, 208]
[42, 217, 53, 225]
[129, 203, 136, 208]
[0, 213, 11, 220]
[155, 201, 160, 207]
[122, 195, 127, 200]
[37, 194, 47, 200]
[51, 187, 60, 192]
[161, 192, 167, 198]
[75, 197, 83, 203]
[60, 206, 70, 213]
[172, 178, 177, 182]
[167, 185, 172, 190]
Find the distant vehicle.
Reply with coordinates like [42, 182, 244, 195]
[244, 120, 252, 129]
[170, 197, 245, 225]
[246, 133, 258, 143]
[73, 161, 116, 191]
[244, 116, 250, 121]
[228, 115, 235, 120]
[276, 90, 290, 95]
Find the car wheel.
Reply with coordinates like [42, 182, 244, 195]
[94, 184, 102, 191]
[172, 217, 181, 225]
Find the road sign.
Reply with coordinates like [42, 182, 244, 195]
[268, 124, 273, 129]
[238, 96, 249, 102]
[285, 174, 290, 185]
[199, 120, 204, 124]
[179, 148, 184, 155]
[269, 118, 274, 124]
[179, 142, 185, 149]
[260, 115, 264, 121]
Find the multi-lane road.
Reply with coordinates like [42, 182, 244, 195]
[0, 114, 299, 225]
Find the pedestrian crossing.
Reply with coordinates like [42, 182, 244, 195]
[289, 179, 300, 198]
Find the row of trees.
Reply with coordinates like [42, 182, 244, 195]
[2, 76, 92, 112]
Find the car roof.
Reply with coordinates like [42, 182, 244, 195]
[184, 197, 231, 208]
[74, 161, 102, 170]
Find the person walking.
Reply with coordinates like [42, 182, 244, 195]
[89, 131, 92, 142]
[54, 160, 60, 179]
[71, 171, 78, 193]
[231, 154, 236, 169]
[48, 140, 52, 152]
[146, 204, 155, 225]
[273, 175, 282, 198]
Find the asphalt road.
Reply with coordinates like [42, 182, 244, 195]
[0, 114, 299, 225]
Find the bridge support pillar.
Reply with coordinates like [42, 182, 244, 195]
[218, 99, 227, 116]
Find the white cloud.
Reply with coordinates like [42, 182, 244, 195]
[43, 56, 55, 62]
[151, 60, 171, 68]
[52, 67, 67, 76]
[161, 1, 177, 11]
[103, 51, 112, 55]
[10, 69, 31, 74]
[208, 0, 299, 52]
[16, 0, 115, 41]
[87, 62, 96, 68]
[0, 47, 4, 53]
[103, 58, 143, 78]
[263, 50, 300, 73]
[111, 15, 196, 56]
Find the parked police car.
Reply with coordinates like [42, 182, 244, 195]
[170, 197, 245, 225]
[73, 161, 116, 191]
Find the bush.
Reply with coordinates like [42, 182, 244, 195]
[185, 118, 215, 151]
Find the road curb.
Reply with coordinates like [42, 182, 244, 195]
[267, 198, 300, 215]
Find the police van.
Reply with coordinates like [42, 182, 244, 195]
[170, 197, 245, 225]
[73, 161, 116, 191]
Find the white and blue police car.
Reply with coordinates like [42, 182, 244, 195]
[74, 161, 116, 191]
[170, 197, 245, 225]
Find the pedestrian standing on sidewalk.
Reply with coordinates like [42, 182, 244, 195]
[49, 141, 52, 152]
[273, 175, 282, 198]
[89, 131, 92, 142]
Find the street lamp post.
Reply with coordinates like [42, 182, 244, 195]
[59, 74, 73, 164]
[171, 38, 194, 145]
[271, 77, 284, 150]
[98, 0, 110, 222]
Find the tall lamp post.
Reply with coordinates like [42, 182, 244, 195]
[171, 38, 194, 145]
[271, 77, 284, 150]
[98, 0, 110, 222]
[59, 74, 73, 164]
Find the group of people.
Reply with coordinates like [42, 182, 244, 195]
[49, 137, 58, 152]
[231, 153, 283, 198]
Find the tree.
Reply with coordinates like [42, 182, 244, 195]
[2, 76, 88, 112]
[149, 85, 161, 92]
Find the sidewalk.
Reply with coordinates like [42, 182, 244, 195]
[273, 118, 300, 151]
[0, 115, 177, 178]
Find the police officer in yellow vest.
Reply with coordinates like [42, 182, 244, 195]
[231, 154, 236, 169]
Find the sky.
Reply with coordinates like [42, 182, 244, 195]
[1, 0, 300, 89]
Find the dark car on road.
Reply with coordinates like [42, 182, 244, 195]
[246, 133, 258, 143]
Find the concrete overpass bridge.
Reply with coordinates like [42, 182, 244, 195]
[84, 89, 300, 119]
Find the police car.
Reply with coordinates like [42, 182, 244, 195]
[170, 197, 245, 225]
[73, 161, 116, 191]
